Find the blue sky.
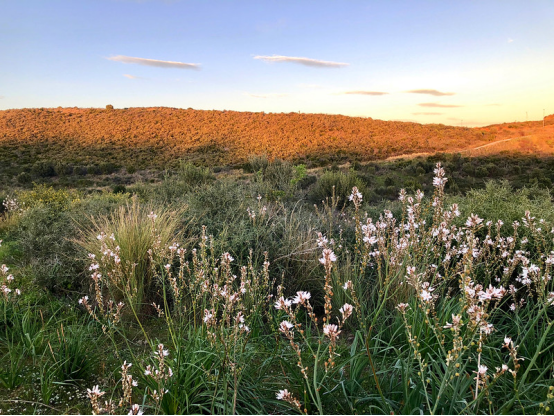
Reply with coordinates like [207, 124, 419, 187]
[1, 0, 553, 126]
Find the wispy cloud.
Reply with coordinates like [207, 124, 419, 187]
[0, 96, 4, 99]
[338, 90, 388, 96]
[418, 102, 463, 108]
[508, 38, 514, 43]
[107, 55, 200, 69]
[412, 112, 444, 115]
[298, 83, 322, 89]
[254, 55, 349, 68]
[406, 89, 455, 96]
[485, 103, 502, 106]
[123, 74, 143, 79]
[245, 93, 289, 98]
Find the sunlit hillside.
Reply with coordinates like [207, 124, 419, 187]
[0, 107, 495, 169]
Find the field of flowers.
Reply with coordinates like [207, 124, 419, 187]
[1, 162, 554, 414]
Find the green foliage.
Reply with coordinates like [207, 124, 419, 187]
[454, 181, 554, 229]
[3, 159, 554, 414]
[50, 324, 96, 383]
[246, 154, 270, 173]
[309, 169, 368, 206]
[16, 184, 81, 211]
[176, 160, 215, 185]
[75, 198, 183, 311]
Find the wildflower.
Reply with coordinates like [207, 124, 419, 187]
[477, 365, 488, 376]
[15, 289, 21, 295]
[292, 291, 311, 304]
[319, 248, 337, 267]
[398, 189, 407, 202]
[503, 337, 512, 348]
[480, 323, 494, 334]
[6, 274, 14, 282]
[396, 303, 410, 313]
[510, 303, 516, 311]
[420, 289, 433, 302]
[274, 296, 292, 310]
[323, 324, 341, 341]
[144, 365, 152, 376]
[128, 404, 143, 415]
[276, 389, 291, 400]
[147, 212, 157, 221]
[444, 314, 462, 330]
[221, 252, 234, 263]
[316, 232, 328, 247]
[363, 235, 378, 245]
[342, 280, 353, 290]
[164, 264, 171, 272]
[1, 264, 9, 274]
[157, 344, 169, 357]
[547, 292, 554, 306]
[466, 214, 484, 228]
[339, 303, 353, 320]
[279, 320, 294, 335]
[349, 187, 363, 207]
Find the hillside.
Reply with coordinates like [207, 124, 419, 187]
[0, 107, 492, 170]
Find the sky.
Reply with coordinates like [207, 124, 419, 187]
[1, 0, 553, 127]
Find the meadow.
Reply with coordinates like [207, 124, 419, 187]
[1, 155, 554, 414]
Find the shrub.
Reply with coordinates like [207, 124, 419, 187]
[16, 184, 81, 211]
[31, 161, 56, 178]
[75, 198, 183, 312]
[176, 160, 214, 185]
[16, 172, 32, 184]
[112, 184, 127, 194]
[246, 154, 269, 173]
[309, 170, 368, 207]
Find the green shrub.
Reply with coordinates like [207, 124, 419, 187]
[177, 160, 214, 185]
[309, 170, 368, 206]
[246, 154, 269, 173]
[16, 172, 32, 184]
[31, 161, 56, 178]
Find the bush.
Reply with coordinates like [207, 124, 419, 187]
[246, 154, 269, 173]
[177, 161, 214, 185]
[16, 172, 32, 184]
[309, 170, 368, 207]
[31, 161, 56, 178]
[112, 184, 127, 194]
[75, 198, 183, 311]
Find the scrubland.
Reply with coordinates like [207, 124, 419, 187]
[1, 155, 554, 414]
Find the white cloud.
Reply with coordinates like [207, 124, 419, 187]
[245, 93, 289, 98]
[418, 102, 463, 108]
[406, 89, 455, 96]
[508, 38, 514, 43]
[338, 90, 388, 96]
[107, 55, 200, 69]
[123, 74, 142, 79]
[254, 55, 349, 68]
[298, 83, 322, 89]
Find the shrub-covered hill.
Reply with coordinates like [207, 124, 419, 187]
[0, 107, 492, 170]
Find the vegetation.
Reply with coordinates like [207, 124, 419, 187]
[1, 159, 554, 414]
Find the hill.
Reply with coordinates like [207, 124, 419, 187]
[0, 107, 492, 170]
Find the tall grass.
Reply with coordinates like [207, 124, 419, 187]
[75, 197, 183, 313]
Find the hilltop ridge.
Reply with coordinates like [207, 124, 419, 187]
[0, 107, 493, 168]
